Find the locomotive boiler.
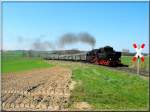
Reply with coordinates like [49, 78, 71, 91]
[86, 46, 121, 66]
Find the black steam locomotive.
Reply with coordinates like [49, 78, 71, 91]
[86, 46, 121, 66]
[43, 46, 121, 67]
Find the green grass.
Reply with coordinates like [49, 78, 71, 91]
[1, 54, 53, 74]
[121, 56, 133, 65]
[70, 65, 149, 110]
[121, 56, 149, 71]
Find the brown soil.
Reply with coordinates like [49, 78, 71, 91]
[1, 66, 72, 111]
[72, 102, 92, 110]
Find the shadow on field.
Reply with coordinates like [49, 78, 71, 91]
[117, 64, 129, 67]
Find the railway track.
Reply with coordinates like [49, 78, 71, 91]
[46, 59, 149, 77]
[108, 66, 149, 77]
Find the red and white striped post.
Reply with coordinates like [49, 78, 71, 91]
[132, 43, 145, 75]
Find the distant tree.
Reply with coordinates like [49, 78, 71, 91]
[122, 49, 130, 56]
[28, 50, 33, 57]
[22, 51, 26, 57]
[122, 49, 130, 53]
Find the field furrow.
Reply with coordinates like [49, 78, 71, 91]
[2, 66, 72, 111]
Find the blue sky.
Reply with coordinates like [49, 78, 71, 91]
[2, 2, 149, 53]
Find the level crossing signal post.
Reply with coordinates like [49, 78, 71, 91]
[132, 43, 145, 75]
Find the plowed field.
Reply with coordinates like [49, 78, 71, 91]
[1, 66, 72, 111]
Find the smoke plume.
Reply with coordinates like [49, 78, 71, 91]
[78, 32, 96, 49]
[58, 32, 96, 49]
[58, 33, 78, 47]
[29, 32, 96, 50]
[32, 38, 55, 51]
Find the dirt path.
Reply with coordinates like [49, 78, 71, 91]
[1, 66, 72, 111]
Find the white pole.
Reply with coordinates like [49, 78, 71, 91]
[137, 44, 140, 75]
[137, 57, 140, 75]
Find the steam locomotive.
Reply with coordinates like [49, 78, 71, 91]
[43, 46, 122, 66]
[86, 46, 121, 66]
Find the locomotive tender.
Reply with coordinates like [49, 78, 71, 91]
[44, 46, 121, 66]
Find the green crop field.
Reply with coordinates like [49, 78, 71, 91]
[1, 52, 53, 74]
